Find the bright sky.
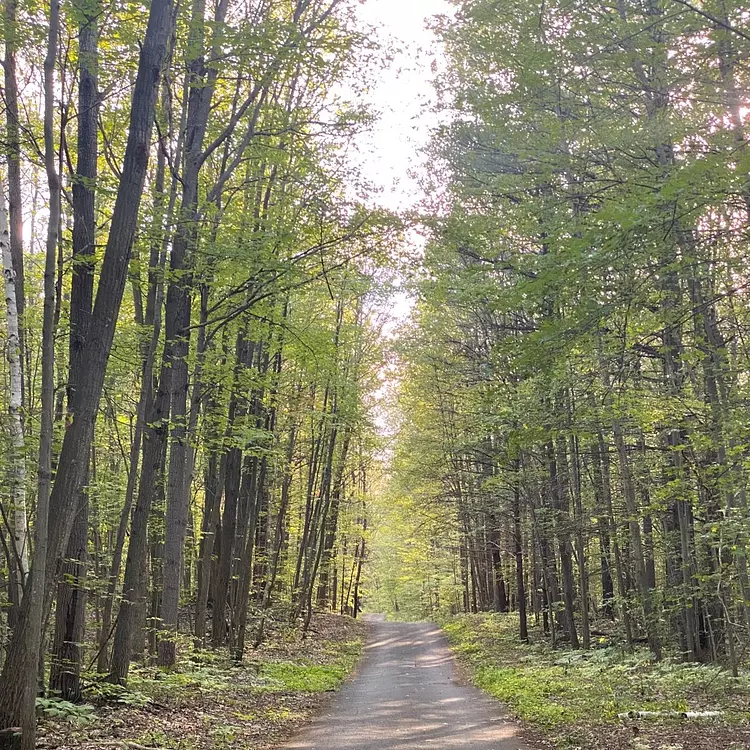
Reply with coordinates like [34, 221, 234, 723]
[353, 0, 452, 213]
[350, 0, 452, 335]
[351, 0, 452, 436]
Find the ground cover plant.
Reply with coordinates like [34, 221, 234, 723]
[37, 613, 365, 750]
[444, 614, 750, 750]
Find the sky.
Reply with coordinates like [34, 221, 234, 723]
[349, 0, 453, 334]
[350, 0, 453, 436]
[353, 0, 452, 214]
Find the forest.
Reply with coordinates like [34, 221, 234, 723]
[2, 0, 750, 748]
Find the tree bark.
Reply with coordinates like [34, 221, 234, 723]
[156, 0, 230, 668]
[550, 440, 579, 648]
[3, 0, 25, 401]
[612, 419, 662, 660]
[108, 71, 180, 684]
[512, 471, 528, 642]
[254, 421, 297, 647]
[0, 0, 62, 741]
[50, 0, 99, 697]
[0, 178, 27, 605]
[195, 452, 225, 646]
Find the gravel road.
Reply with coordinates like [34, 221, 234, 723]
[283, 617, 535, 750]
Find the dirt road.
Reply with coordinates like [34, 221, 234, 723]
[283, 617, 534, 750]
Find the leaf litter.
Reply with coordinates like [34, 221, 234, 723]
[37, 613, 366, 750]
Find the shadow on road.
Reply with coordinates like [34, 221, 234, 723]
[283, 619, 535, 750]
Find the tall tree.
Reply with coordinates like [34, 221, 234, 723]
[49, 0, 100, 700]
[0, 0, 174, 741]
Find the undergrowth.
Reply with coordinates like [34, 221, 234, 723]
[443, 613, 750, 749]
[39, 612, 365, 750]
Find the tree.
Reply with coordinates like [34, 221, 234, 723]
[374, 0, 750, 672]
[0, 0, 174, 741]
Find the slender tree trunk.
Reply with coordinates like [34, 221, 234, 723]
[550, 440, 579, 648]
[3, 0, 25, 399]
[147, 487, 165, 660]
[351, 517, 366, 618]
[49, 496, 87, 701]
[0, 178, 27, 604]
[36, 0, 62, 697]
[569, 434, 590, 649]
[157, 0, 230, 669]
[530, 484, 561, 645]
[297, 416, 339, 624]
[232, 456, 265, 660]
[512, 468, 528, 642]
[98, 99, 170, 672]
[595, 339, 635, 646]
[212, 444, 240, 647]
[612, 419, 662, 660]
[50, 0, 99, 697]
[293, 391, 328, 600]
[254, 421, 297, 647]
[591, 435, 615, 618]
[108, 68, 182, 683]
[212, 334, 254, 648]
[195, 452, 225, 646]
[302, 423, 351, 634]
[488, 516, 507, 613]
[0, 0, 61, 741]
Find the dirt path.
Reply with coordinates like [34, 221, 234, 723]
[283, 617, 536, 750]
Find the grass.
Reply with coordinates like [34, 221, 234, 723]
[259, 641, 361, 693]
[443, 613, 750, 749]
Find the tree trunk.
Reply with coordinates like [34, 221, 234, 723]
[108, 74, 180, 683]
[254, 421, 297, 647]
[351, 517, 366, 618]
[512, 476, 528, 643]
[591, 435, 615, 619]
[98, 97, 169, 672]
[50, 0, 99, 697]
[569, 434, 590, 649]
[550, 440, 579, 648]
[212, 334, 254, 648]
[232, 456, 265, 660]
[0, 0, 61, 741]
[195, 452, 225, 646]
[3, 0, 25, 401]
[612, 419, 662, 660]
[0, 178, 27, 605]
[49, 494, 87, 701]
[157, 0, 230, 669]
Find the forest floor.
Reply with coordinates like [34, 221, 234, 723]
[37, 612, 366, 750]
[443, 613, 750, 750]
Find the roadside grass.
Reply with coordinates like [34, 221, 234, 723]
[38, 612, 366, 750]
[258, 657, 357, 693]
[443, 613, 750, 750]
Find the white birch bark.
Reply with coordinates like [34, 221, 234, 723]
[0, 175, 28, 598]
